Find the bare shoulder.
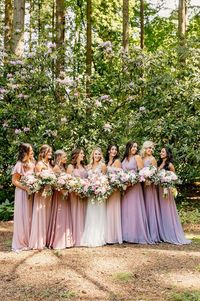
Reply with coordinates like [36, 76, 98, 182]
[113, 159, 121, 168]
[169, 163, 175, 172]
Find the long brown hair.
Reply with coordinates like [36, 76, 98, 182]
[38, 144, 53, 165]
[70, 148, 85, 168]
[17, 143, 32, 162]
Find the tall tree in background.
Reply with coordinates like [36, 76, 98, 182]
[11, 0, 25, 56]
[55, 0, 65, 75]
[86, 0, 92, 92]
[123, 0, 129, 52]
[140, 0, 144, 49]
[4, 0, 13, 55]
[178, 0, 187, 63]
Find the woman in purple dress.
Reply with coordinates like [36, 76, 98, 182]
[29, 144, 54, 250]
[105, 144, 122, 244]
[157, 147, 191, 244]
[12, 143, 35, 251]
[67, 148, 88, 246]
[121, 141, 152, 244]
[48, 150, 74, 249]
[140, 141, 161, 243]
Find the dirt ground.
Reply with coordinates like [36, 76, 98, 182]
[0, 222, 200, 301]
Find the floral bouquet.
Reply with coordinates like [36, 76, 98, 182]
[139, 165, 157, 185]
[85, 174, 112, 204]
[38, 170, 57, 196]
[157, 169, 180, 197]
[20, 174, 41, 195]
[107, 169, 128, 192]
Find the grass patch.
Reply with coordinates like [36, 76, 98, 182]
[53, 250, 62, 258]
[59, 290, 76, 299]
[186, 234, 200, 245]
[170, 291, 200, 301]
[112, 271, 134, 283]
[4, 238, 12, 247]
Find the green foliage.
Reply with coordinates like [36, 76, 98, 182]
[170, 291, 200, 301]
[177, 202, 200, 225]
[0, 43, 199, 203]
[0, 200, 14, 221]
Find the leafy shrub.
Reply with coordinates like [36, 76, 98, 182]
[0, 200, 14, 221]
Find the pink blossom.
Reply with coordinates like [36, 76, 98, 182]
[103, 123, 112, 132]
[23, 127, 30, 132]
[15, 129, 21, 134]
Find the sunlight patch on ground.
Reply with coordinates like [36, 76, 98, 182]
[157, 271, 200, 290]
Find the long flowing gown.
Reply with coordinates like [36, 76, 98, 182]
[48, 179, 74, 249]
[81, 164, 107, 247]
[158, 167, 191, 245]
[12, 161, 35, 251]
[142, 159, 161, 242]
[29, 163, 53, 250]
[106, 166, 122, 244]
[121, 156, 153, 244]
[70, 168, 88, 246]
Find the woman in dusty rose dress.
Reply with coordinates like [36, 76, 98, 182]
[48, 150, 74, 249]
[121, 141, 152, 244]
[29, 145, 54, 250]
[140, 141, 161, 243]
[105, 144, 122, 244]
[157, 147, 190, 245]
[12, 143, 35, 251]
[67, 148, 88, 246]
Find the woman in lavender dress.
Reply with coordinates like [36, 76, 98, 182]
[12, 143, 35, 251]
[81, 147, 107, 247]
[140, 141, 161, 243]
[157, 147, 190, 244]
[121, 141, 152, 244]
[67, 148, 88, 246]
[29, 144, 54, 250]
[105, 144, 122, 244]
[48, 150, 74, 249]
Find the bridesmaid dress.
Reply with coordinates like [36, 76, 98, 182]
[48, 169, 74, 249]
[158, 166, 191, 245]
[70, 168, 88, 246]
[142, 159, 161, 243]
[12, 161, 35, 251]
[29, 162, 53, 250]
[81, 164, 107, 247]
[106, 166, 122, 244]
[121, 156, 152, 244]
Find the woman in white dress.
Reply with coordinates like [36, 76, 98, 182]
[81, 147, 107, 247]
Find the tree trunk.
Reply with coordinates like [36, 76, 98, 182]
[178, 0, 187, 63]
[122, 0, 129, 52]
[4, 0, 13, 55]
[86, 0, 92, 77]
[12, 0, 25, 56]
[140, 0, 144, 49]
[55, 0, 65, 76]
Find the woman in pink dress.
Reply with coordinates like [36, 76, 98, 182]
[140, 141, 161, 243]
[29, 144, 54, 250]
[121, 141, 152, 244]
[12, 143, 35, 251]
[105, 144, 122, 244]
[67, 148, 88, 246]
[48, 150, 74, 249]
[157, 147, 190, 244]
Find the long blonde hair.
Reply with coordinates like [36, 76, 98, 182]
[89, 147, 104, 167]
[140, 141, 155, 158]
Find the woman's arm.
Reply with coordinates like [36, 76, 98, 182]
[101, 163, 107, 174]
[135, 155, 144, 170]
[66, 164, 74, 175]
[12, 173, 28, 191]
